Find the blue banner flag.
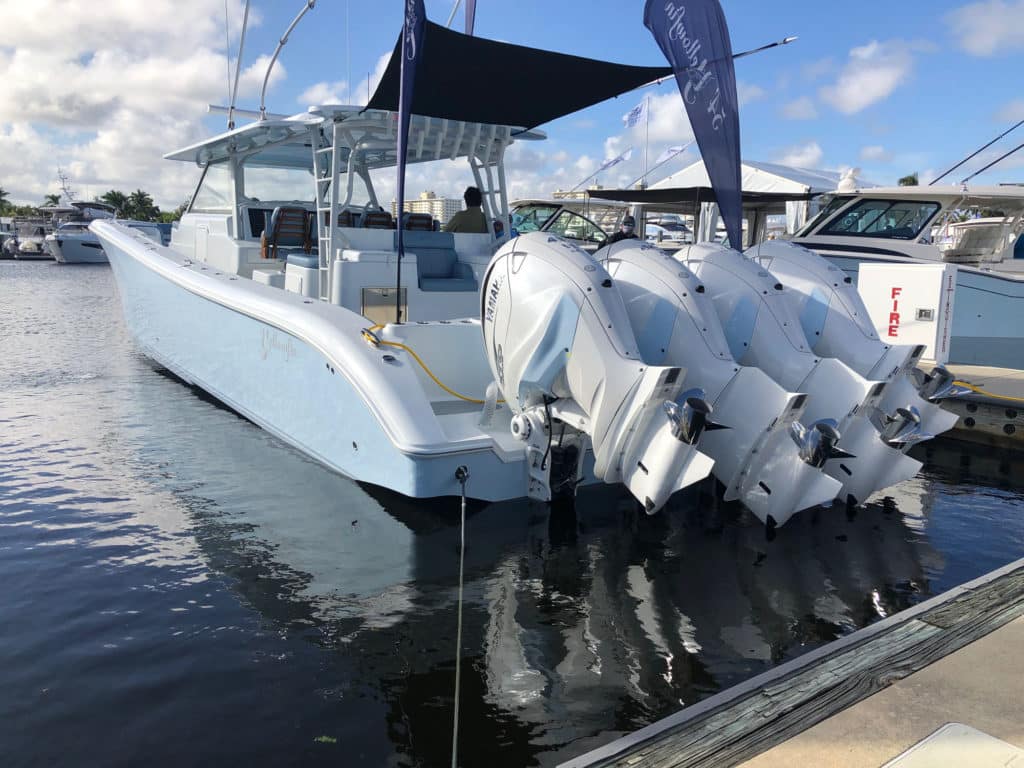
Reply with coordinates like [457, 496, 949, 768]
[395, 0, 426, 321]
[466, 0, 476, 35]
[644, 0, 742, 249]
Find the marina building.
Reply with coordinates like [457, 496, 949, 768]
[390, 191, 463, 227]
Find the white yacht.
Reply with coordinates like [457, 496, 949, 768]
[46, 203, 163, 263]
[791, 185, 1024, 367]
[8, 219, 52, 260]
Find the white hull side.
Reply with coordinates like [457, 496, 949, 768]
[95, 221, 529, 502]
[49, 233, 109, 263]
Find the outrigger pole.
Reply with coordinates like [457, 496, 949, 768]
[929, 118, 1024, 185]
[960, 139, 1024, 184]
[226, 0, 251, 130]
[260, 0, 317, 121]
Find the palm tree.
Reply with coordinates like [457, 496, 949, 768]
[898, 172, 919, 187]
[99, 190, 128, 216]
[0, 185, 10, 214]
[126, 189, 159, 221]
[43, 193, 61, 207]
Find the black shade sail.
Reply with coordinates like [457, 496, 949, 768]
[366, 21, 671, 129]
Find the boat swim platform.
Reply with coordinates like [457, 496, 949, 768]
[924, 360, 1024, 448]
[558, 557, 1024, 768]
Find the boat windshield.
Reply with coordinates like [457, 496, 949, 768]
[818, 198, 941, 240]
[511, 204, 560, 233]
[545, 209, 608, 245]
[190, 162, 233, 213]
[796, 195, 851, 236]
[241, 157, 314, 204]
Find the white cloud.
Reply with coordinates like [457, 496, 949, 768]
[776, 141, 824, 168]
[946, 0, 1024, 56]
[737, 82, 767, 106]
[0, 0, 283, 208]
[781, 97, 818, 120]
[860, 145, 892, 162]
[818, 40, 916, 115]
[298, 80, 350, 106]
[310, 51, 393, 109]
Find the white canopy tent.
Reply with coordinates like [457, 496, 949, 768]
[650, 159, 875, 238]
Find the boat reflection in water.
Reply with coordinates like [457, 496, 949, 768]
[114, 368, 995, 767]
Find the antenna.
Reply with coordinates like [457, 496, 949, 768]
[227, 0, 252, 130]
[260, 0, 317, 121]
[56, 168, 75, 202]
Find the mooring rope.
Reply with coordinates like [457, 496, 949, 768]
[954, 379, 1024, 405]
[451, 466, 469, 768]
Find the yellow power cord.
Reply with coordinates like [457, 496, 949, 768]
[953, 379, 1024, 405]
[361, 324, 504, 405]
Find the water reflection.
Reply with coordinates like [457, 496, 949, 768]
[118, 366, 962, 765]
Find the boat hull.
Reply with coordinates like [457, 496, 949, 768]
[48, 233, 108, 263]
[97, 222, 529, 502]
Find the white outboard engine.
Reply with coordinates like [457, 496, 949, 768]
[481, 233, 714, 512]
[597, 241, 842, 528]
[746, 240, 959, 443]
[678, 243, 921, 506]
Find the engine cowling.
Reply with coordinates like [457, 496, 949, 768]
[596, 240, 842, 527]
[481, 233, 714, 512]
[747, 239, 958, 441]
[676, 242, 921, 505]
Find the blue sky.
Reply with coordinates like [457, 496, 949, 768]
[2, 0, 1023, 207]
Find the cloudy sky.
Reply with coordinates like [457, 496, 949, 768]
[2, 0, 1023, 209]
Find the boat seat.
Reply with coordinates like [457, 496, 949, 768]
[286, 253, 320, 269]
[945, 225, 1008, 262]
[363, 211, 395, 229]
[337, 209, 363, 228]
[402, 212, 436, 231]
[261, 206, 311, 259]
[396, 230, 478, 292]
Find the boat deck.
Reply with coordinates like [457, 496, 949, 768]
[558, 557, 1024, 768]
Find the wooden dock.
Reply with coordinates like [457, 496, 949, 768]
[558, 558, 1024, 768]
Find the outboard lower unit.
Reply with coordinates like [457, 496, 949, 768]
[747, 239, 958, 443]
[678, 243, 921, 505]
[598, 241, 842, 527]
[481, 233, 715, 512]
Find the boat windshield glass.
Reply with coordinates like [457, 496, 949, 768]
[242, 154, 314, 204]
[819, 198, 940, 240]
[190, 162, 233, 213]
[511, 204, 560, 233]
[545, 209, 608, 245]
[797, 195, 851, 236]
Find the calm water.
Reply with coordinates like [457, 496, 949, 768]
[2, 260, 1024, 767]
